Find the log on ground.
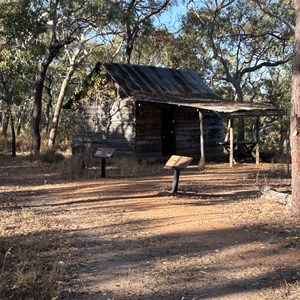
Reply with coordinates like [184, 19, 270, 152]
[260, 185, 291, 210]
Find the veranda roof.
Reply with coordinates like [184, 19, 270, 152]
[104, 63, 282, 116]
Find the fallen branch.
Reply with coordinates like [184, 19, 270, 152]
[260, 185, 291, 210]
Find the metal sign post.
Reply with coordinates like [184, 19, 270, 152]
[94, 148, 115, 177]
[164, 155, 193, 194]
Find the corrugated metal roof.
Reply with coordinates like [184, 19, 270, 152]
[130, 91, 282, 115]
[103, 63, 281, 115]
[104, 62, 220, 100]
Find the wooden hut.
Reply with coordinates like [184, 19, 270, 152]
[68, 62, 281, 164]
[68, 62, 225, 163]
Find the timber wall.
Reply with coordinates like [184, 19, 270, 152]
[73, 99, 225, 162]
[72, 98, 136, 158]
[175, 106, 224, 159]
[135, 102, 162, 161]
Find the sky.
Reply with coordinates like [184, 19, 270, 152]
[154, 3, 188, 34]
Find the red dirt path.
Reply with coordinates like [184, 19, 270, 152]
[1, 158, 300, 299]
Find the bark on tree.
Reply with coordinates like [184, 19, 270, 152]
[48, 68, 75, 148]
[44, 77, 53, 134]
[16, 111, 24, 136]
[2, 111, 9, 139]
[123, 0, 171, 65]
[48, 42, 92, 148]
[32, 59, 48, 155]
[31, 37, 75, 154]
[290, 1, 300, 217]
[8, 109, 16, 157]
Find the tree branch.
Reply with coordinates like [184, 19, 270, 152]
[240, 56, 293, 77]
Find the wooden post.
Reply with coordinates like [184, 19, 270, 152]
[101, 158, 106, 178]
[229, 121, 234, 167]
[199, 110, 205, 169]
[171, 169, 181, 194]
[224, 117, 232, 142]
[255, 116, 260, 165]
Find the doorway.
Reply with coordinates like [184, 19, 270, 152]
[161, 105, 176, 156]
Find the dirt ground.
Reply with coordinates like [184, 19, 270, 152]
[1, 156, 300, 300]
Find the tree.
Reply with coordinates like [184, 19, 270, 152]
[131, 28, 206, 70]
[31, 0, 77, 154]
[0, 44, 33, 156]
[0, 69, 28, 157]
[116, 0, 172, 64]
[182, 0, 293, 141]
[47, 26, 112, 149]
[0, 0, 45, 154]
[291, 0, 300, 216]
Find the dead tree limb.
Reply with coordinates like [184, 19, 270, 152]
[260, 185, 291, 210]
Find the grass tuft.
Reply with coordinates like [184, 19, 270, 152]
[108, 156, 165, 177]
[0, 207, 68, 300]
[39, 149, 65, 164]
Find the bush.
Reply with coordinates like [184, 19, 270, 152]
[39, 149, 65, 164]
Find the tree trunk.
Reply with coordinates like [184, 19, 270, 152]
[124, 29, 135, 65]
[44, 77, 53, 134]
[32, 59, 49, 155]
[2, 110, 9, 139]
[16, 111, 24, 136]
[290, 0, 300, 217]
[234, 84, 245, 143]
[8, 110, 16, 157]
[48, 68, 75, 148]
[31, 37, 75, 155]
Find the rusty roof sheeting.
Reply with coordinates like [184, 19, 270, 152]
[100, 63, 281, 115]
[104, 62, 220, 99]
[130, 91, 283, 115]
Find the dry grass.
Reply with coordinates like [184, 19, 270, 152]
[108, 156, 167, 177]
[56, 155, 168, 178]
[0, 209, 68, 300]
[39, 149, 65, 164]
[59, 156, 85, 176]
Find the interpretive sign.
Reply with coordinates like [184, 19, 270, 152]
[164, 155, 193, 194]
[94, 148, 115, 159]
[164, 155, 193, 170]
[93, 148, 115, 178]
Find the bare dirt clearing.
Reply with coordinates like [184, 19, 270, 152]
[1, 157, 300, 300]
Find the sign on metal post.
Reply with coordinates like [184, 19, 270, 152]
[94, 148, 115, 159]
[94, 148, 115, 177]
[164, 155, 193, 194]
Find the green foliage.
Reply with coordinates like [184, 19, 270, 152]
[0, 0, 295, 156]
[0, 0, 47, 44]
[130, 28, 207, 71]
[181, 0, 294, 100]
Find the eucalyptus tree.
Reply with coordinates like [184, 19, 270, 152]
[47, 1, 120, 149]
[0, 48, 33, 156]
[115, 0, 173, 64]
[0, 1, 40, 155]
[291, 0, 300, 217]
[1, 0, 118, 154]
[182, 0, 294, 140]
[130, 28, 207, 70]
[31, 0, 77, 154]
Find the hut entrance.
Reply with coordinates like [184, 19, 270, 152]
[161, 106, 176, 156]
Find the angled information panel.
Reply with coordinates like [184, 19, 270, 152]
[164, 155, 193, 170]
[94, 148, 115, 159]
[93, 148, 115, 178]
